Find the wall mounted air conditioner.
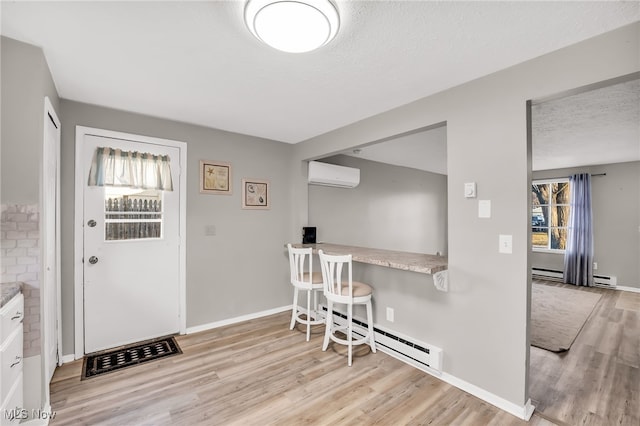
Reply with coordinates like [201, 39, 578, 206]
[308, 161, 360, 188]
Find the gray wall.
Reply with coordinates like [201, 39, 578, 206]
[1, 36, 61, 413]
[532, 161, 640, 289]
[1, 36, 60, 203]
[291, 23, 639, 410]
[59, 100, 294, 354]
[308, 154, 449, 342]
[309, 155, 448, 254]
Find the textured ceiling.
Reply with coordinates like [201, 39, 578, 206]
[2, 1, 638, 145]
[532, 79, 640, 171]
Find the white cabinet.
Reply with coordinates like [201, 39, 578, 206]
[0, 293, 24, 426]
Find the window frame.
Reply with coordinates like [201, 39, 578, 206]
[531, 177, 570, 254]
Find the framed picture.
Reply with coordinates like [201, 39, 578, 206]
[200, 160, 232, 195]
[242, 178, 270, 210]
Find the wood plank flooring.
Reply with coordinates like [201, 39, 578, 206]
[529, 280, 639, 426]
[49, 282, 638, 425]
[50, 312, 548, 425]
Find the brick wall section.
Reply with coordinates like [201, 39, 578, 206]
[22, 283, 41, 357]
[1, 204, 41, 357]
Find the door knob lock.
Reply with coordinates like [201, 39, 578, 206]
[89, 256, 99, 264]
[88, 219, 97, 227]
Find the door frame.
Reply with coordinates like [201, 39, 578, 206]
[73, 126, 187, 359]
[41, 96, 61, 412]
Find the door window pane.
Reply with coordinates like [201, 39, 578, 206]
[104, 187, 163, 241]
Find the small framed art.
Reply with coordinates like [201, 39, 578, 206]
[241, 178, 270, 210]
[200, 160, 232, 195]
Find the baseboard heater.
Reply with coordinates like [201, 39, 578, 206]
[532, 267, 617, 289]
[319, 305, 443, 373]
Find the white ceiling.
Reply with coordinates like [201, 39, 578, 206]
[2, 1, 638, 146]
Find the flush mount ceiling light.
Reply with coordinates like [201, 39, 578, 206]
[245, 0, 339, 53]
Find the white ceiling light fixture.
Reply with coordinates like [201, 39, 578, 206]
[245, 0, 339, 53]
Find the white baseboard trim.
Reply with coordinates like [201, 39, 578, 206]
[438, 371, 535, 421]
[60, 354, 76, 364]
[524, 399, 536, 421]
[186, 305, 292, 334]
[615, 285, 640, 294]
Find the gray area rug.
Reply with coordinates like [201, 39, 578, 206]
[531, 283, 602, 352]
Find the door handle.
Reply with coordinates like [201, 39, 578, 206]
[89, 256, 99, 265]
[10, 356, 22, 368]
[87, 219, 97, 227]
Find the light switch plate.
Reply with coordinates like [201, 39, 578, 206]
[499, 234, 513, 254]
[464, 182, 476, 198]
[478, 200, 491, 218]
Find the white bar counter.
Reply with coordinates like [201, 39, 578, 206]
[290, 243, 448, 275]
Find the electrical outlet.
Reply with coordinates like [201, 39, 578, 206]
[593, 262, 598, 270]
[386, 307, 394, 322]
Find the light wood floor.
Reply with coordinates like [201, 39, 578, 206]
[50, 312, 551, 425]
[529, 280, 639, 426]
[49, 283, 638, 425]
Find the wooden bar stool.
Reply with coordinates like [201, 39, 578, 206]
[318, 249, 376, 366]
[287, 244, 324, 341]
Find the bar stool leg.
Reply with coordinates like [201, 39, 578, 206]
[347, 303, 353, 367]
[290, 287, 299, 330]
[313, 290, 318, 319]
[306, 289, 312, 341]
[322, 300, 333, 351]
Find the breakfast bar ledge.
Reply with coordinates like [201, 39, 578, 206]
[288, 243, 448, 275]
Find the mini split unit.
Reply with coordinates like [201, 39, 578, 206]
[308, 161, 360, 188]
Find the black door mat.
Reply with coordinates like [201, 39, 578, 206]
[82, 336, 182, 380]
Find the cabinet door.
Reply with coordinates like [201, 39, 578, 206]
[0, 325, 23, 405]
[0, 294, 24, 342]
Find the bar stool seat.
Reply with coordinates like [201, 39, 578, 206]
[288, 244, 325, 341]
[318, 249, 376, 366]
[335, 281, 372, 297]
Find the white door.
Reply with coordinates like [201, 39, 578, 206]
[42, 98, 60, 382]
[82, 135, 181, 353]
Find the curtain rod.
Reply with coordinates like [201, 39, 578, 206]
[559, 173, 606, 177]
[565, 173, 606, 179]
[534, 173, 606, 181]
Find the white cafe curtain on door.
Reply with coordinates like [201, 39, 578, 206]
[88, 146, 174, 191]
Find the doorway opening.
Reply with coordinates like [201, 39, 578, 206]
[526, 72, 640, 424]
